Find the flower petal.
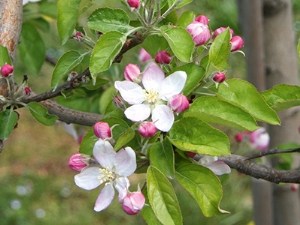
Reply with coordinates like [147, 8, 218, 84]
[93, 139, 116, 170]
[115, 177, 130, 202]
[114, 81, 146, 105]
[115, 147, 137, 177]
[204, 161, 231, 176]
[159, 71, 187, 100]
[142, 62, 165, 92]
[94, 183, 115, 212]
[74, 167, 102, 190]
[124, 104, 151, 122]
[152, 105, 174, 132]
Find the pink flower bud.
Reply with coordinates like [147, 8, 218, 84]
[124, 64, 141, 82]
[187, 22, 211, 46]
[213, 72, 226, 83]
[73, 31, 84, 41]
[93, 122, 112, 139]
[186, 151, 197, 158]
[169, 94, 190, 113]
[290, 183, 299, 192]
[155, 50, 172, 64]
[68, 153, 89, 172]
[127, 0, 140, 9]
[138, 122, 157, 138]
[230, 36, 244, 52]
[1, 64, 14, 77]
[234, 133, 244, 143]
[138, 48, 151, 63]
[24, 86, 32, 95]
[249, 127, 270, 151]
[212, 27, 234, 39]
[122, 191, 145, 215]
[195, 15, 209, 25]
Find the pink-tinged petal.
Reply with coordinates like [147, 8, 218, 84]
[114, 81, 146, 105]
[94, 183, 115, 212]
[115, 147, 137, 177]
[204, 161, 231, 176]
[152, 105, 174, 132]
[74, 167, 102, 190]
[93, 139, 116, 170]
[124, 104, 151, 122]
[142, 62, 165, 92]
[115, 177, 130, 202]
[159, 71, 187, 100]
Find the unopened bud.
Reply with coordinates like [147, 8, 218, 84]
[24, 86, 32, 95]
[73, 31, 84, 41]
[93, 122, 112, 139]
[186, 152, 197, 158]
[0, 64, 14, 77]
[124, 64, 141, 82]
[234, 133, 244, 143]
[169, 94, 190, 113]
[195, 15, 209, 25]
[290, 183, 299, 192]
[127, 0, 140, 9]
[249, 127, 269, 151]
[187, 22, 211, 46]
[122, 191, 145, 215]
[212, 27, 234, 39]
[138, 122, 157, 138]
[138, 48, 151, 63]
[68, 153, 89, 172]
[155, 50, 172, 64]
[213, 72, 226, 83]
[230, 36, 244, 52]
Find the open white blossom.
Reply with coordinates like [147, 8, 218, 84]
[198, 156, 231, 176]
[74, 139, 136, 212]
[115, 62, 187, 132]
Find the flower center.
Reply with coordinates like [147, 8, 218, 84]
[145, 90, 159, 104]
[98, 168, 116, 183]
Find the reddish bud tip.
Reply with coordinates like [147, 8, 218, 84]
[195, 15, 209, 25]
[213, 72, 226, 83]
[0, 64, 14, 77]
[73, 31, 84, 41]
[124, 64, 141, 82]
[138, 122, 157, 138]
[186, 152, 197, 158]
[169, 94, 190, 113]
[213, 27, 234, 39]
[234, 133, 244, 143]
[68, 153, 89, 172]
[122, 192, 145, 215]
[93, 122, 112, 139]
[155, 50, 172, 64]
[138, 48, 151, 63]
[24, 86, 32, 95]
[230, 36, 244, 52]
[127, 0, 140, 9]
[187, 22, 211, 46]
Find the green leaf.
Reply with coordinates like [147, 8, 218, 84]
[142, 205, 163, 225]
[169, 117, 230, 156]
[173, 64, 205, 95]
[217, 79, 280, 125]
[51, 51, 88, 89]
[142, 35, 169, 57]
[99, 86, 116, 114]
[27, 102, 58, 126]
[79, 129, 98, 155]
[208, 29, 230, 70]
[160, 26, 194, 63]
[89, 31, 126, 80]
[114, 127, 135, 151]
[57, 0, 81, 44]
[88, 8, 133, 34]
[0, 110, 18, 140]
[149, 140, 175, 178]
[147, 166, 182, 225]
[19, 23, 45, 75]
[176, 161, 227, 217]
[262, 84, 300, 111]
[186, 96, 258, 131]
[0, 46, 11, 65]
[177, 11, 195, 28]
[101, 117, 130, 141]
[176, 0, 193, 9]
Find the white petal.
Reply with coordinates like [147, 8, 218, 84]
[93, 139, 116, 170]
[114, 81, 146, 105]
[115, 177, 130, 202]
[94, 183, 115, 212]
[204, 161, 231, 176]
[115, 147, 137, 177]
[74, 167, 102, 190]
[142, 62, 165, 92]
[159, 71, 187, 100]
[152, 105, 174, 132]
[124, 104, 151, 122]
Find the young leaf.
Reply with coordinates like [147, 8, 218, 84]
[141, 205, 163, 225]
[142, 35, 169, 56]
[177, 11, 195, 28]
[147, 166, 183, 225]
[79, 129, 98, 155]
[217, 79, 280, 125]
[0, 46, 11, 65]
[27, 102, 58, 126]
[51, 51, 88, 89]
[208, 29, 230, 71]
[176, 161, 227, 217]
[186, 96, 259, 131]
[160, 26, 194, 63]
[149, 140, 175, 178]
[89, 31, 126, 80]
[114, 127, 135, 151]
[88, 8, 133, 34]
[0, 110, 18, 140]
[57, 0, 81, 44]
[262, 84, 300, 111]
[168, 117, 230, 156]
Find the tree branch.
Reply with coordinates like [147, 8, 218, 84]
[246, 147, 300, 160]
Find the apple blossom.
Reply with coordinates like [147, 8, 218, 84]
[195, 15, 209, 25]
[155, 50, 172, 64]
[124, 64, 141, 82]
[68, 153, 90, 172]
[234, 132, 244, 143]
[213, 72, 226, 83]
[122, 191, 145, 215]
[24, 86, 32, 95]
[127, 0, 140, 9]
[230, 36, 244, 52]
[187, 16, 211, 46]
[138, 48, 151, 63]
[212, 27, 234, 39]
[74, 139, 136, 212]
[93, 122, 111, 139]
[114, 62, 187, 132]
[138, 121, 157, 138]
[0, 64, 14, 77]
[198, 155, 231, 175]
[168, 94, 190, 113]
[249, 127, 270, 151]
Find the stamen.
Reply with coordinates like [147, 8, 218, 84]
[98, 168, 116, 183]
[145, 90, 159, 104]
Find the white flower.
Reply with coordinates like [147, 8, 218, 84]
[198, 156, 231, 176]
[74, 139, 136, 212]
[114, 62, 187, 132]
[249, 127, 270, 151]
